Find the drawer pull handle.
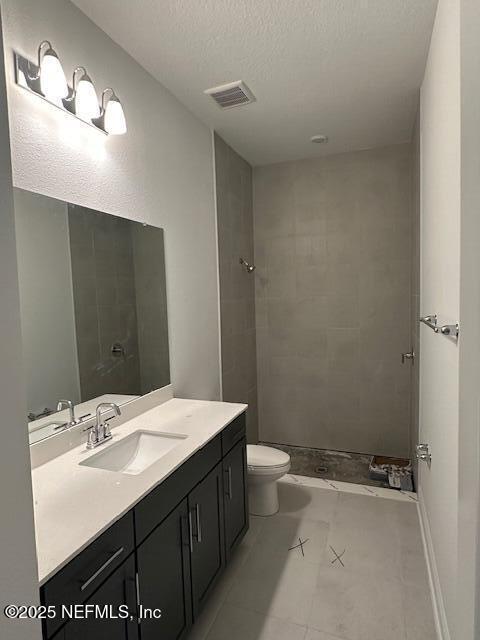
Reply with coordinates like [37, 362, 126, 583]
[80, 546, 124, 592]
[195, 504, 202, 543]
[135, 572, 141, 625]
[226, 466, 233, 500]
[188, 510, 194, 553]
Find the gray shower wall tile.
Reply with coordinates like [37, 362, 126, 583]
[268, 264, 297, 299]
[295, 234, 327, 268]
[68, 206, 144, 400]
[295, 328, 327, 359]
[215, 134, 258, 443]
[326, 328, 360, 364]
[254, 144, 413, 457]
[296, 265, 328, 299]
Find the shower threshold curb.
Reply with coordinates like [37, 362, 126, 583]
[280, 473, 418, 503]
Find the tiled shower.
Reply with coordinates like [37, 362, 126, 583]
[216, 136, 419, 474]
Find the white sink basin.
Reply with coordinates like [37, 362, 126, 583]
[80, 430, 188, 475]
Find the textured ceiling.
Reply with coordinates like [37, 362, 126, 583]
[72, 0, 437, 165]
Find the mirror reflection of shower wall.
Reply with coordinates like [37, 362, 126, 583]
[14, 188, 170, 433]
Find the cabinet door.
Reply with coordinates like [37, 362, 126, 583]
[188, 462, 225, 618]
[223, 437, 249, 559]
[62, 555, 138, 640]
[137, 498, 192, 640]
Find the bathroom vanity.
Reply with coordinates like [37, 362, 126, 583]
[15, 187, 249, 639]
[34, 398, 248, 640]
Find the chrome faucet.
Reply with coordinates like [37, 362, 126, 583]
[85, 402, 121, 450]
[57, 399, 77, 426]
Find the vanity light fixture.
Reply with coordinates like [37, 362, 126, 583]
[14, 41, 126, 136]
[38, 41, 69, 102]
[18, 40, 69, 101]
[92, 88, 127, 135]
[63, 66, 100, 122]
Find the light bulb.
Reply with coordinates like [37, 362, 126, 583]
[104, 97, 127, 135]
[75, 76, 100, 121]
[40, 50, 68, 101]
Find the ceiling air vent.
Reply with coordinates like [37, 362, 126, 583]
[204, 81, 256, 109]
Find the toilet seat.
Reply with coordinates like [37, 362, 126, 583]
[247, 444, 290, 473]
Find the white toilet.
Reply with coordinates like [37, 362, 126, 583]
[247, 444, 291, 516]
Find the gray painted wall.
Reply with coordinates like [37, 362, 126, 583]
[418, 1, 460, 632]
[14, 189, 81, 416]
[0, 7, 41, 639]
[254, 145, 413, 457]
[455, 1, 480, 637]
[2, 0, 221, 402]
[215, 134, 258, 443]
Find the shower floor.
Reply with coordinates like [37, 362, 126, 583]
[260, 442, 391, 488]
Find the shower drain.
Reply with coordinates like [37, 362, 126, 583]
[315, 466, 328, 474]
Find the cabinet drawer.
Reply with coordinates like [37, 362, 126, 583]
[41, 512, 134, 639]
[60, 555, 138, 640]
[221, 413, 246, 456]
[135, 434, 222, 545]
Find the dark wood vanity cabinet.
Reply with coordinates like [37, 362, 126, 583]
[42, 412, 248, 640]
[136, 499, 192, 640]
[223, 437, 249, 560]
[60, 555, 138, 640]
[189, 462, 226, 617]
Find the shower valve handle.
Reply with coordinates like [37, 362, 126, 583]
[401, 351, 415, 364]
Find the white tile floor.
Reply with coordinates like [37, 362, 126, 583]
[187, 477, 437, 640]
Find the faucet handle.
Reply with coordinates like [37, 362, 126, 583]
[103, 413, 120, 437]
[84, 426, 98, 448]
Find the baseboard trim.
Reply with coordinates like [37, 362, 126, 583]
[417, 487, 451, 640]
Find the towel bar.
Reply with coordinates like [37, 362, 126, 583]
[420, 315, 459, 339]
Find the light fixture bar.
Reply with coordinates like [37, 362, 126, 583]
[14, 51, 108, 135]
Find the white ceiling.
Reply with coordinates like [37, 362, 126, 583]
[72, 0, 437, 166]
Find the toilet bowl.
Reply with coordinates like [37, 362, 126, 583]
[247, 444, 291, 516]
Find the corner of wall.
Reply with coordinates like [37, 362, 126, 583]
[0, 7, 41, 639]
[417, 488, 451, 640]
[211, 129, 223, 401]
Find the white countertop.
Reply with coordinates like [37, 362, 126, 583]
[32, 397, 246, 586]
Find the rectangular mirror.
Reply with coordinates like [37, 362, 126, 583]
[13, 188, 170, 444]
